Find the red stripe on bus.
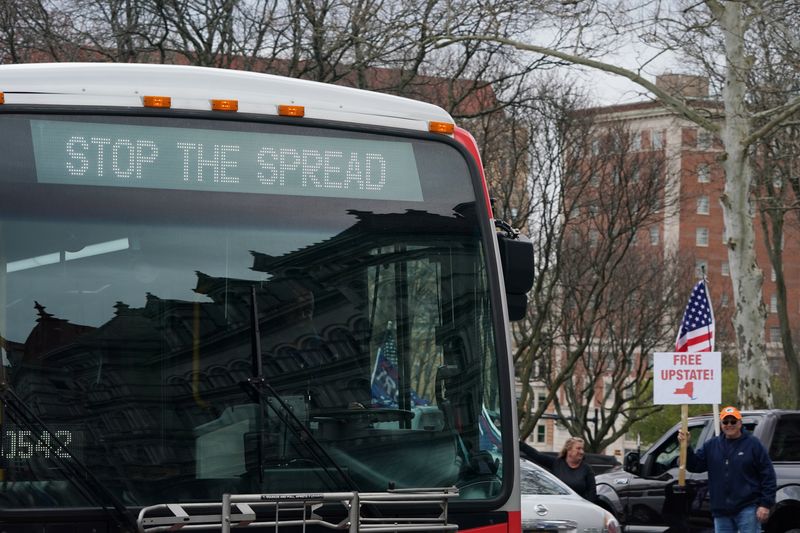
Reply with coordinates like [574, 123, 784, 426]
[461, 510, 521, 533]
[462, 524, 508, 533]
[453, 126, 493, 219]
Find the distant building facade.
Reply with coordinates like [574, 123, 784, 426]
[592, 74, 799, 356]
[524, 74, 798, 455]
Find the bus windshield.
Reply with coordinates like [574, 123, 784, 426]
[0, 113, 505, 509]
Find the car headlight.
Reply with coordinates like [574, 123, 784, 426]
[603, 510, 621, 533]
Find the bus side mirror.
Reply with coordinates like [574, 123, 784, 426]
[496, 229, 534, 321]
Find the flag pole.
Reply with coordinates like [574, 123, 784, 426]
[679, 403, 688, 486]
[678, 269, 689, 487]
[672, 273, 717, 519]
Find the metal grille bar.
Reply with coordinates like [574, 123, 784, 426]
[137, 488, 458, 533]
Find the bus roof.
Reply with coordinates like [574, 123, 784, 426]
[0, 62, 454, 132]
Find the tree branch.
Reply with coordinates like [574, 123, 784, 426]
[746, 95, 800, 147]
[439, 34, 720, 133]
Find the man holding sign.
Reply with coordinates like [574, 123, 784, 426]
[651, 278, 721, 531]
[678, 406, 776, 532]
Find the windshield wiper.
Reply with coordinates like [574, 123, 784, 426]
[243, 285, 359, 492]
[0, 381, 138, 532]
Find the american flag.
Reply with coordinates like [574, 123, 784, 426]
[370, 327, 400, 407]
[370, 324, 429, 407]
[675, 280, 715, 352]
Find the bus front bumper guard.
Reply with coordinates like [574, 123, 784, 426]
[137, 487, 459, 532]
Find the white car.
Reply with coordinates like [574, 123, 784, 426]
[521, 458, 620, 533]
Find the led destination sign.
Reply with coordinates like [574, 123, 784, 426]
[1, 426, 80, 461]
[30, 120, 424, 200]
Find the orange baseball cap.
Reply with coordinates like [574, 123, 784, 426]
[720, 406, 742, 420]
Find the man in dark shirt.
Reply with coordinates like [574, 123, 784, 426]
[678, 406, 776, 533]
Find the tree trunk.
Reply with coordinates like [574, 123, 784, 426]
[717, 2, 773, 408]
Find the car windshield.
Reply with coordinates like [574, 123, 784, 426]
[520, 459, 572, 496]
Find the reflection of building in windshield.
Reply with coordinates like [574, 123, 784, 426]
[1, 209, 482, 504]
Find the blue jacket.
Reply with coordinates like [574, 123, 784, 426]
[686, 429, 777, 517]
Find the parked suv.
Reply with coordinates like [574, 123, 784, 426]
[595, 410, 800, 533]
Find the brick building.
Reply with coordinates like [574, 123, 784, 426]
[585, 74, 800, 357]
[525, 74, 797, 456]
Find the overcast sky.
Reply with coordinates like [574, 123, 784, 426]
[568, 34, 689, 106]
[577, 68, 654, 106]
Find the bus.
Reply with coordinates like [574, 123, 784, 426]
[0, 63, 533, 532]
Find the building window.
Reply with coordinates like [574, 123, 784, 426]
[611, 132, 623, 152]
[695, 259, 707, 277]
[696, 227, 709, 247]
[536, 425, 546, 444]
[604, 381, 613, 399]
[651, 194, 662, 211]
[770, 327, 781, 343]
[537, 393, 546, 408]
[631, 131, 642, 151]
[698, 129, 712, 150]
[721, 261, 730, 276]
[591, 173, 600, 187]
[591, 139, 600, 155]
[649, 226, 659, 245]
[721, 293, 729, 307]
[771, 268, 776, 282]
[632, 168, 640, 182]
[588, 203, 599, 216]
[770, 294, 778, 313]
[697, 195, 710, 215]
[651, 130, 664, 149]
[533, 359, 545, 378]
[697, 164, 710, 183]
[589, 229, 600, 247]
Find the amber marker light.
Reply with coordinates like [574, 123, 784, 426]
[429, 121, 455, 134]
[143, 95, 171, 108]
[211, 99, 238, 112]
[0, 92, 5, 105]
[278, 105, 305, 117]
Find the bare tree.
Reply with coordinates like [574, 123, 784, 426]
[0, 1, 562, 121]
[752, 130, 800, 408]
[480, 77, 686, 446]
[739, 11, 800, 408]
[464, 78, 584, 435]
[72, 0, 165, 62]
[0, 0, 85, 62]
[148, 0, 255, 67]
[555, 243, 693, 450]
[444, 0, 800, 409]
[541, 123, 687, 450]
[0, 0, 26, 63]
